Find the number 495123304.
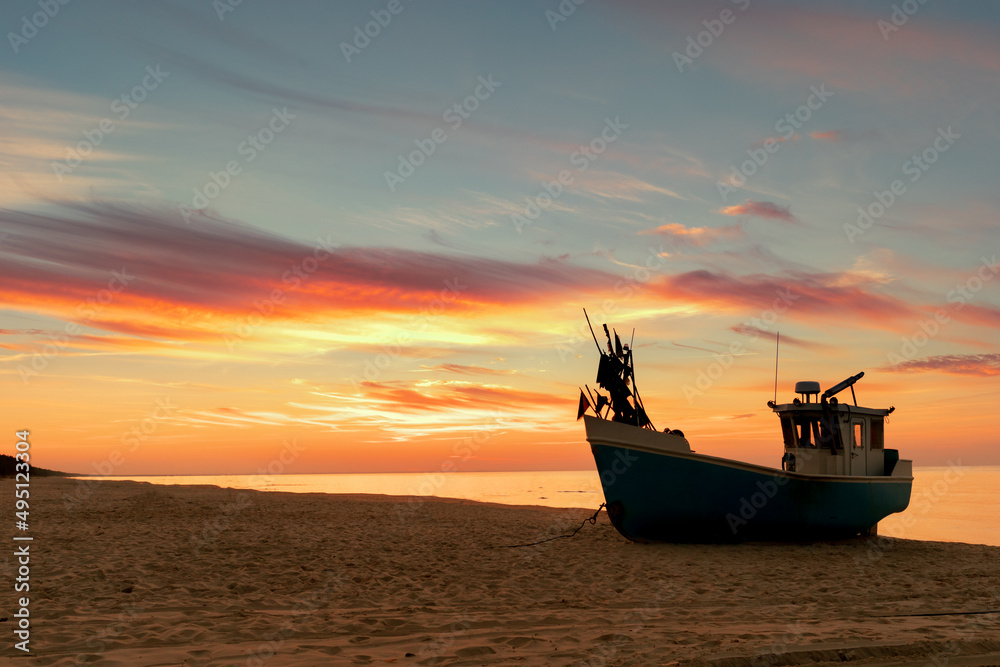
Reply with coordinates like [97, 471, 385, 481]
[15, 430, 30, 512]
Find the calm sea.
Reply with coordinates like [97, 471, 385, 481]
[81, 466, 1000, 547]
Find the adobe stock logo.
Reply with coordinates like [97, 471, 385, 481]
[877, 0, 928, 40]
[682, 288, 798, 403]
[717, 84, 832, 202]
[726, 475, 789, 535]
[52, 65, 170, 181]
[672, 0, 751, 73]
[545, 0, 586, 31]
[340, 0, 414, 63]
[7, 0, 71, 54]
[844, 126, 959, 243]
[179, 108, 295, 223]
[511, 116, 628, 233]
[383, 76, 500, 192]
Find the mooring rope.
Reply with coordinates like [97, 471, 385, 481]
[488, 503, 606, 549]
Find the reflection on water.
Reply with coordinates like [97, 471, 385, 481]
[81, 466, 1000, 546]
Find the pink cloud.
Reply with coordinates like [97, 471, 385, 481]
[0, 202, 621, 340]
[946, 303, 1000, 330]
[652, 269, 916, 330]
[607, 2, 1000, 96]
[884, 354, 1000, 377]
[719, 200, 797, 223]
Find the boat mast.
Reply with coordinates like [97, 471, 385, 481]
[583, 308, 603, 355]
[629, 342, 655, 431]
[773, 332, 780, 404]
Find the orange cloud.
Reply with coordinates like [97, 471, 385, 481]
[638, 222, 743, 246]
[423, 363, 516, 376]
[808, 130, 878, 143]
[291, 379, 572, 440]
[809, 130, 843, 142]
[0, 202, 620, 346]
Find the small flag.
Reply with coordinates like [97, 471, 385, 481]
[577, 390, 590, 420]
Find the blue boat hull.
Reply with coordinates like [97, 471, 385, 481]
[591, 443, 912, 542]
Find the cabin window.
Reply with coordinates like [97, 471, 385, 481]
[780, 417, 795, 448]
[853, 421, 865, 449]
[870, 418, 884, 450]
[817, 413, 841, 449]
[790, 415, 834, 448]
[790, 413, 843, 449]
[793, 416, 816, 447]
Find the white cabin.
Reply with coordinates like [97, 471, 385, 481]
[770, 378, 911, 478]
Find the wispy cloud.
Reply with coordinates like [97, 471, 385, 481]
[610, 1, 1000, 96]
[809, 130, 844, 142]
[574, 170, 685, 203]
[729, 325, 833, 350]
[420, 363, 516, 376]
[809, 129, 877, 143]
[638, 222, 743, 247]
[884, 353, 1000, 377]
[0, 78, 168, 205]
[652, 269, 916, 329]
[719, 200, 797, 223]
[754, 134, 799, 147]
[293, 379, 567, 438]
[0, 201, 619, 343]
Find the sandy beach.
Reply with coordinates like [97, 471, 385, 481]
[4, 478, 1000, 666]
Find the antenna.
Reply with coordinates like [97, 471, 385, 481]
[773, 331, 780, 403]
[583, 308, 602, 354]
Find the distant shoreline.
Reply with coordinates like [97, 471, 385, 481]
[63, 463, 1000, 477]
[0, 454, 74, 477]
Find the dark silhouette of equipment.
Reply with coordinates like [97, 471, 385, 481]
[578, 309, 654, 429]
[822, 371, 864, 406]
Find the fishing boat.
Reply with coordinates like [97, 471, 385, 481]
[577, 317, 913, 542]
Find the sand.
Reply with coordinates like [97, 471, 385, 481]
[3, 478, 1000, 666]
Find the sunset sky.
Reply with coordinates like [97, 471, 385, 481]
[2, 0, 998, 475]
